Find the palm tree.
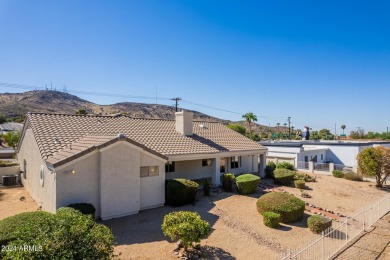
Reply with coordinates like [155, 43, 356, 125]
[242, 112, 258, 135]
[276, 123, 280, 134]
[341, 125, 346, 134]
[283, 123, 287, 139]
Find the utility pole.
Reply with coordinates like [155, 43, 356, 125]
[171, 97, 182, 112]
[288, 117, 291, 140]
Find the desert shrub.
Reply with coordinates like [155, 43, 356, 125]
[203, 178, 211, 196]
[67, 203, 96, 219]
[343, 172, 363, 182]
[166, 179, 199, 206]
[162, 211, 210, 250]
[0, 208, 115, 259]
[274, 169, 296, 186]
[276, 162, 295, 171]
[307, 215, 332, 233]
[332, 170, 344, 178]
[265, 161, 276, 179]
[294, 172, 316, 182]
[294, 180, 306, 189]
[235, 173, 260, 195]
[222, 173, 235, 192]
[256, 192, 305, 223]
[262, 212, 281, 228]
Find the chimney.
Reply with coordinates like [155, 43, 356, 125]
[175, 110, 193, 136]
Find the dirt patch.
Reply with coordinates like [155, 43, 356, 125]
[0, 187, 38, 220]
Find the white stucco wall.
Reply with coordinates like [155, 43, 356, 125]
[17, 129, 56, 212]
[304, 144, 359, 166]
[140, 151, 165, 210]
[56, 151, 100, 215]
[100, 142, 141, 220]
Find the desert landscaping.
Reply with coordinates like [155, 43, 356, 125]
[0, 173, 388, 260]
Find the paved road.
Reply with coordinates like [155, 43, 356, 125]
[333, 212, 390, 259]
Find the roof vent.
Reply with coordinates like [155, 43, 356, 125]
[199, 124, 208, 129]
[117, 133, 126, 139]
[54, 138, 61, 144]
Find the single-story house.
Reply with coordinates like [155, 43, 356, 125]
[17, 111, 267, 220]
[260, 140, 390, 171]
[0, 122, 23, 135]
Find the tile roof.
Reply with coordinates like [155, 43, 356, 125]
[25, 113, 266, 167]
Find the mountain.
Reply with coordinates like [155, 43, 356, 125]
[0, 90, 228, 123]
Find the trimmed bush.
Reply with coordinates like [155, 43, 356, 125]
[274, 169, 296, 186]
[0, 160, 19, 167]
[203, 178, 211, 196]
[294, 180, 306, 189]
[67, 203, 96, 219]
[276, 162, 295, 171]
[332, 170, 344, 178]
[343, 172, 363, 182]
[294, 172, 317, 182]
[235, 173, 260, 195]
[0, 209, 115, 259]
[222, 173, 235, 192]
[162, 211, 210, 250]
[257, 192, 305, 223]
[166, 179, 199, 206]
[265, 161, 276, 179]
[262, 212, 281, 228]
[307, 215, 332, 233]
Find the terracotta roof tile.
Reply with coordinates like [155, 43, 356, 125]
[26, 113, 266, 166]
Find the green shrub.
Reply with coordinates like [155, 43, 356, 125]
[0, 209, 115, 259]
[203, 178, 211, 196]
[166, 179, 199, 206]
[222, 173, 235, 192]
[294, 172, 316, 182]
[307, 215, 332, 233]
[235, 173, 260, 195]
[262, 212, 281, 228]
[256, 192, 305, 223]
[343, 172, 363, 181]
[332, 170, 344, 178]
[162, 211, 210, 250]
[294, 180, 306, 189]
[67, 203, 96, 219]
[265, 161, 276, 179]
[0, 160, 19, 167]
[274, 169, 296, 186]
[276, 162, 295, 171]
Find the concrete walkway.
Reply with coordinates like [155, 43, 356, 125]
[333, 212, 390, 259]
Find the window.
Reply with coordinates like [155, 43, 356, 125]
[304, 156, 308, 163]
[40, 165, 44, 187]
[321, 154, 323, 160]
[165, 162, 175, 173]
[220, 158, 226, 173]
[140, 166, 159, 177]
[202, 159, 212, 167]
[23, 159, 27, 180]
[231, 156, 241, 169]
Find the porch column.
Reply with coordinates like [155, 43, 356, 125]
[329, 163, 335, 173]
[309, 161, 314, 173]
[212, 158, 221, 186]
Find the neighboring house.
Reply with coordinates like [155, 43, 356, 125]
[17, 111, 267, 220]
[260, 140, 390, 171]
[0, 122, 23, 135]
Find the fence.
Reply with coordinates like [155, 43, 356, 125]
[333, 164, 344, 171]
[281, 193, 390, 259]
[297, 161, 309, 170]
[314, 163, 329, 172]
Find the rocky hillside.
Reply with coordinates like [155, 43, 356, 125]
[0, 90, 227, 122]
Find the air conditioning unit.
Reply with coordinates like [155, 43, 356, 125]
[2, 175, 18, 186]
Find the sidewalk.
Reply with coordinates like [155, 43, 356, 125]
[333, 212, 390, 259]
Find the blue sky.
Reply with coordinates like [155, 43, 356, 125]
[0, 1, 389, 133]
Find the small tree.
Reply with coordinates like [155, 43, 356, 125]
[0, 113, 6, 124]
[162, 211, 210, 250]
[3, 131, 21, 149]
[75, 108, 87, 115]
[227, 124, 246, 135]
[357, 146, 390, 188]
[242, 112, 257, 135]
